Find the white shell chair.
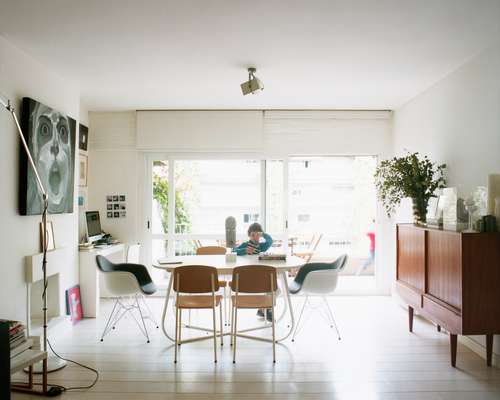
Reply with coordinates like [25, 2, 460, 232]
[126, 244, 160, 332]
[288, 254, 348, 342]
[96, 253, 158, 343]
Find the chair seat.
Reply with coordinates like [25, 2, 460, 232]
[176, 295, 222, 309]
[231, 294, 274, 309]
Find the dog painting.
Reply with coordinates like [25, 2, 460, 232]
[20, 98, 76, 215]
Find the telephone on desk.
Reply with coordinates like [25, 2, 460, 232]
[94, 233, 119, 247]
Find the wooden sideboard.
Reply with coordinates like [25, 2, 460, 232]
[396, 224, 500, 367]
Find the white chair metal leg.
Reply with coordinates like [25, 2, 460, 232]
[322, 296, 341, 340]
[100, 298, 120, 341]
[291, 296, 308, 342]
[140, 294, 159, 328]
[135, 295, 151, 343]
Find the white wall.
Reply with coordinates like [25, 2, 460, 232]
[87, 112, 140, 245]
[393, 41, 500, 357]
[0, 36, 81, 322]
[88, 110, 395, 294]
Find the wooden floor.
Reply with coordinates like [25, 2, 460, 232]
[12, 296, 500, 400]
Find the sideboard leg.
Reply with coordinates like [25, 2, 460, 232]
[486, 334, 493, 367]
[450, 334, 457, 367]
[408, 306, 414, 333]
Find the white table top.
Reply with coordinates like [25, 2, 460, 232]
[153, 254, 305, 273]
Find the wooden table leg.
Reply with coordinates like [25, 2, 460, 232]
[450, 334, 457, 367]
[408, 306, 414, 333]
[42, 358, 48, 394]
[486, 334, 493, 367]
[28, 365, 33, 389]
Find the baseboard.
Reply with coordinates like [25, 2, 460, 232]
[459, 335, 500, 368]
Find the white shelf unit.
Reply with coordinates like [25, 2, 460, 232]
[11, 349, 47, 374]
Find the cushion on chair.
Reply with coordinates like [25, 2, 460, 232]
[176, 295, 222, 309]
[231, 294, 274, 309]
[288, 254, 348, 295]
[96, 255, 157, 295]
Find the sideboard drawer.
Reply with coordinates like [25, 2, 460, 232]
[396, 281, 422, 309]
[422, 295, 462, 334]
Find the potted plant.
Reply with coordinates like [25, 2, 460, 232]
[374, 152, 446, 224]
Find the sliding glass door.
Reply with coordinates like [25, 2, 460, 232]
[287, 156, 377, 276]
[144, 154, 376, 286]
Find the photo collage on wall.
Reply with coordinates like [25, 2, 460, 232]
[106, 195, 126, 219]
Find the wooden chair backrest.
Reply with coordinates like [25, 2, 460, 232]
[173, 265, 219, 293]
[196, 246, 226, 255]
[232, 265, 277, 293]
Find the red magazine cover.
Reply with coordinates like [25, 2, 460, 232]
[67, 285, 83, 324]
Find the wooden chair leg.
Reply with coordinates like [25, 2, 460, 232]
[408, 306, 414, 333]
[230, 303, 235, 346]
[233, 307, 238, 363]
[272, 305, 276, 363]
[212, 305, 217, 363]
[174, 307, 179, 363]
[219, 303, 224, 346]
[178, 309, 182, 345]
[486, 334, 493, 367]
[450, 334, 457, 367]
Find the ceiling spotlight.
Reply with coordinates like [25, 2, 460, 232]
[241, 67, 264, 95]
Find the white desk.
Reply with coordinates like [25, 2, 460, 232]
[79, 244, 125, 317]
[153, 255, 305, 343]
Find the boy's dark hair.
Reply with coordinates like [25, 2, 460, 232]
[248, 222, 263, 236]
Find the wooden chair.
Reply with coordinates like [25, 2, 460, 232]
[173, 265, 223, 363]
[196, 246, 230, 323]
[230, 265, 278, 363]
[294, 233, 323, 263]
[196, 246, 226, 256]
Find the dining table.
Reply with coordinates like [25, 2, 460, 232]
[153, 254, 305, 344]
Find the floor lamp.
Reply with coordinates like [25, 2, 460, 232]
[0, 96, 66, 376]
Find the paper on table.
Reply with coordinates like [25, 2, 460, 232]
[158, 258, 183, 265]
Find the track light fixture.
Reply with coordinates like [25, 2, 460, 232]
[240, 67, 264, 95]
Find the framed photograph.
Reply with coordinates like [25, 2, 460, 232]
[79, 124, 89, 151]
[120, 211, 126, 218]
[119, 195, 126, 201]
[20, 97, 76, 215]
[113, 211, 120, 218]
[107, 211, 113, 218]
[113, 203, 119, 210]
[66, 285, 83, 324]
[40, 221, 55, 252]
[79, 154, 88, 187]
[107, 204, 113, 210]
[120, 203, 126, 210]
[112, 195, 119, 202]
[106, 195, 113, 202]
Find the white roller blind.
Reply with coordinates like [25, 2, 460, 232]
[263, 110, 392, 157]
[136, 110, 263, 151]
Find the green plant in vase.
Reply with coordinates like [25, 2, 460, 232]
[374, 152, 446, 224]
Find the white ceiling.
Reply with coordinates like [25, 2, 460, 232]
[1, 0, 499, 111]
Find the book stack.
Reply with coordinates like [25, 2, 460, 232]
[0, 320, 29, 358]
[258, 253, 287, 261]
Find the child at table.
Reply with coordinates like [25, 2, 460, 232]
[233, 223, 273, 256]
[233, 223, 274, 321]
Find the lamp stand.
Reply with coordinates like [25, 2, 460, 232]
[1, 97, 66, 384]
